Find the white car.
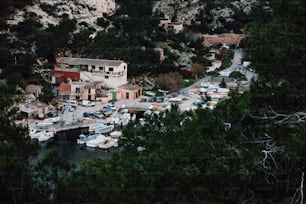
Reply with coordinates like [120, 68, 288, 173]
[81, 100, 95, 107]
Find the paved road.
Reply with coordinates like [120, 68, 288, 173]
[219, 48, 257, 82]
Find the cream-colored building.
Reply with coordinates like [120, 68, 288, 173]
[55, 57, 128, 89]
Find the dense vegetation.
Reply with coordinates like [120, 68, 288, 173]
[0, 0, 305, 203]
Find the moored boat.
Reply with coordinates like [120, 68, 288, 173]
[110, 130, 122, 138]
[86, 134, 107, 148]
[89, 123, 114, 134]
[29, 128, 55, 142]
[77, 133, 99, 145]
[98, 137, 116, 149]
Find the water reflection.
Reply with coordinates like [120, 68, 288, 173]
[37, 128, 116, 168]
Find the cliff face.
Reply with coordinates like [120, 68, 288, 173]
[9, 0, 116, 27]
[153, 0, 261, 25]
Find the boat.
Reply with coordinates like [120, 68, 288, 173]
[29, 128, 55, 142]
[77, 132, 100, 145]
[120, 113, 131, 126]
[86, 134, 107, 148]
[89, 123, 114, 134]
[110, 130, 122, 138]
[98, 137, 116, 149]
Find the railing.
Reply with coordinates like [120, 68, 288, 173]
[91, 71, 125, 76]
[71, 92, 84, 96]
[54, 68, 79, 72]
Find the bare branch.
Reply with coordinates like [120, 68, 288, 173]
[291, 172, 304, 204]
[251, 111, 306, 126]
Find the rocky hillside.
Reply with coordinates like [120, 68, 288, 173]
[7, 0, 115, 28]
[153, 0, 270, 30]
[5, 0, 270, 30]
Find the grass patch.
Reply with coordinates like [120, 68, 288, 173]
[182, 79, 195, 87]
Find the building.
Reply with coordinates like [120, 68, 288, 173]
[25, 85, 43, 98]
[19, 101, 49, 119]
[159, 17, 183, 34]
[159, 17, 171, 28]
[57, 80, 100, 101]
[118, 84, 142, 100]
[168, 23, 184, 34]
[52, 57, 128, 89]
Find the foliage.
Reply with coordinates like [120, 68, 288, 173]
[219, 78, 226, 88]
[1, 0, 305, 203]
[155, 72, 183, 92]
[245, 0, 306, 111]
[229, 71, 247, 81]
[191, 63, 205, 80]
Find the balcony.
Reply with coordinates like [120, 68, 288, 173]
[71, 91, 84, 96]
[54, 67, 79, 72]
[91, 70, 125, 76]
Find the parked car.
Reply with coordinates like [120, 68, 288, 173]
[156, 97, 164, 103]
[101, 110, 113, 117]
[92, 112, 105, 119]
[81, 100, 95, 107]
[83, 112, 93, 117]
[149, 97, 156, 102]
[193, 99, 205, 106]
[64, 100, 78, 107]
[140, 98, 147, 102]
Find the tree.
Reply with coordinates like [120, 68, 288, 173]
[155, 72, 183, 92]
[219, 78, 226, 88]
[191, 63, 204, 80]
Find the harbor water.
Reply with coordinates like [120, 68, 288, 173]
[37, 128, 117, 168]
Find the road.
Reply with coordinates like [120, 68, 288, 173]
[219, 48, 257, 82]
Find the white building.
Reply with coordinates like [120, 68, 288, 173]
[54, 57, 128, 89]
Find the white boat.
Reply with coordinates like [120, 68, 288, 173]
[86, 134, 107, 148]
[120, 113, 131, 126]
[89, 123, 114, 134]
[110, 130, 122, 138]
[98, 137, 116, 149]
[29, 128, 55, 142]
[77, 133, 100, 145]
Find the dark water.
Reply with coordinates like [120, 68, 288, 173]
[37, 128, 116, 168]
[36, 111, 144, 168]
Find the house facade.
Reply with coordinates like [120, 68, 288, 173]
[159, 17, 183, 34]
[52, 57, 128, 89]
[118, 84, 142, 100]
[57, 81, 99, 101]
[19, 101, 49, 119]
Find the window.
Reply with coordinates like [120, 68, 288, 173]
[124, 66, 126, 70]
[88, 89, 91, 94]
[126, 92, 129, 99]
[105, 76, 109, 79]
[109, 67, 114, 72]
[92, 65, 95, 70]
[76, 88, 80, 93]
[99, 66, 105, 71]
